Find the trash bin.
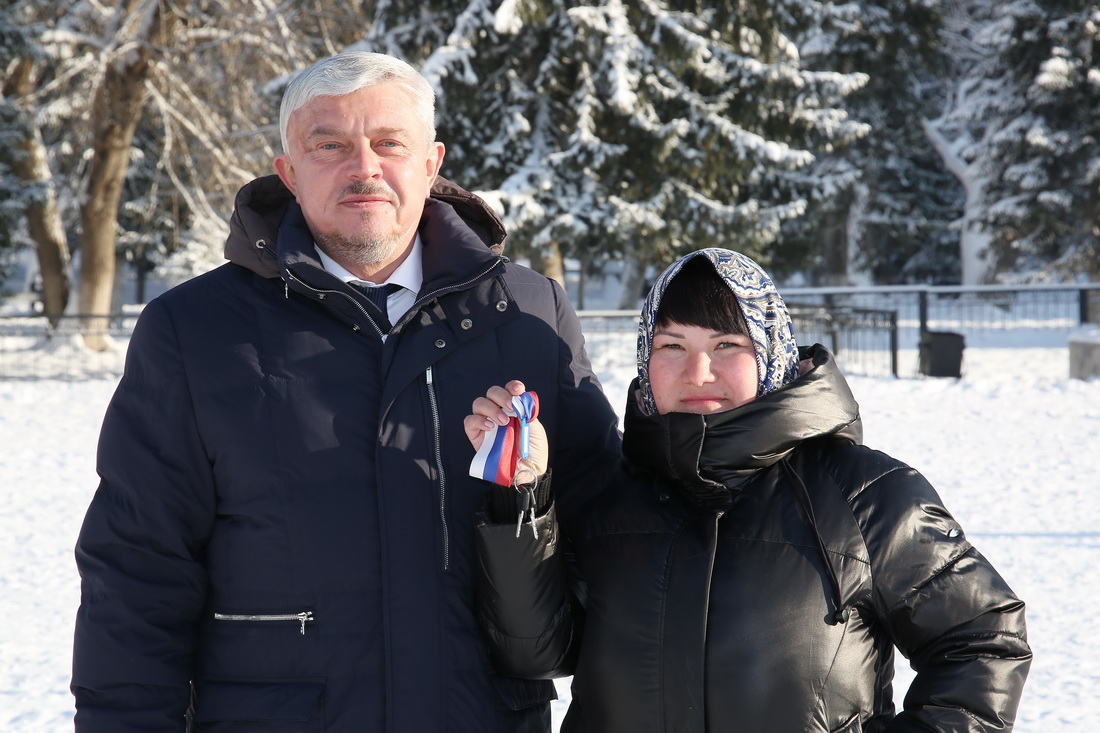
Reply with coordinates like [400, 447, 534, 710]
[918, 330, 965, 378]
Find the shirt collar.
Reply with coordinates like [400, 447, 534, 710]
[315, 235, 424, 295]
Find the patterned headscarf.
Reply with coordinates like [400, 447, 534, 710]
[636, 248, 801, 416]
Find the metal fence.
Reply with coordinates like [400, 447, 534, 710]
[782, 283, 1100, 331]
[0, 314, 136, 381]
[787, 304, 898, 377]
[576, 306, 900, 378]
[781, 283, 1100, 377]
[2, 284, 1097, 381]
[561, 283, 1100, 379]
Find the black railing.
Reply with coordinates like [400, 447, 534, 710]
[783, 283, 1100, 333]
[0, 314, 136, 380]
[787, 304, 899, 377]
[576, 307, 900, 378]
[2, 284, 1097, 380]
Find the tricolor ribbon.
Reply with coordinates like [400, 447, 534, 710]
[469, 391, 539, 486]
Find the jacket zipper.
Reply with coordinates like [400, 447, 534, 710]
[283, 258, 503, 337]
[284, 258, 505, 573]
[404, 261, 504, 572]
[414, 261, 504, 572]
[425, 366, 450, 571]
[213, 611, 315, 635]
[413, 259, 502, 307]
[283, 270, 385, 338]
[702, 511, 723, 634]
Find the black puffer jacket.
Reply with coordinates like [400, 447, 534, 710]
[72, 175, 621, 732]
[476, 346, 1031, 733]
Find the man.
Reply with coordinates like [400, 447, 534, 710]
[72, 51, 621, 732]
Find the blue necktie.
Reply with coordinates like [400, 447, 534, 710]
[357, 283, 402, 332]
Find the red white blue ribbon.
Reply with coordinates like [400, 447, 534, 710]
[469, 391, 539, 486]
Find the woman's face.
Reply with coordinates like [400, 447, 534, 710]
[648, 321, 759, 415]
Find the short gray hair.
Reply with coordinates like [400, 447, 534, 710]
[279, 51, 437, 153]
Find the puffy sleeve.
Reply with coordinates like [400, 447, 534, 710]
[72, 298, 215, 732]
[851, 452, 1032, 732]
[474, 489, 583, 680]
[545, 278, 622, 520]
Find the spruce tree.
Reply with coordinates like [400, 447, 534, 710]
[419, 0, 869, 285]
[779, 0, 960, 285]
[976, 2, 1100, 280]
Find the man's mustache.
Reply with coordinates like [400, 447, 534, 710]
[341, 182, 396, 201]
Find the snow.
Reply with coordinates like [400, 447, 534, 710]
[492, 0, 523, 35]
[1035, 55, 1075, 91]
[2, 327, 1097, 731]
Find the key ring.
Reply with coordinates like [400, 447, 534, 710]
[512, 466, 539, 491]
[469, 390, 541, 540]
[512, 466, 539, 539]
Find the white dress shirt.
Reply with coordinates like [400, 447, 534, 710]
[314, 237, 424, 329]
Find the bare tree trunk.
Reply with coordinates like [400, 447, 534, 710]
[79, 0, 176, 349]
[527, 241, 566, 290]
[3, 59, 72, 326]
[922, 117, 993, 285]
[575, 256, 587, 310]
[617, 256, 647, 311]
[818, 208, 850, 286]
[845, 182, 872, 287]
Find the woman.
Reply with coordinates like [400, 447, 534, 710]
[466, 248, 1031, 733]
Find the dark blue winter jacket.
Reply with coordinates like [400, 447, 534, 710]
[71, 175, 621, 732]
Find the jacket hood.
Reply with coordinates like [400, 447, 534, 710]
[622, 344, 862, 510]
[222, 174, 508, 279]
[636, 248, 801, 416]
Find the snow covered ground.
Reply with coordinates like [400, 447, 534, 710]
[1, 326, 1097, 731]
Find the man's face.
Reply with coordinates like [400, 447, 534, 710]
[275, 82, 445, 280]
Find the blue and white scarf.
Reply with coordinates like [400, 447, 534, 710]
[636, 248, 801, 416]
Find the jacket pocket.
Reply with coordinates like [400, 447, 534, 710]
[491, 674, 557, 712]
[830, 713, 862, 733]
[213, 610, 316, 635]
[191, 678, 325, 730]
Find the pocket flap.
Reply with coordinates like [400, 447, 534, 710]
[193, 679, 325, 722]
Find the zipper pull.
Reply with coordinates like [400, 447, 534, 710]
[298, 611, 314, 635]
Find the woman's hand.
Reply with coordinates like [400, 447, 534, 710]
[464, 380, 549, 477]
